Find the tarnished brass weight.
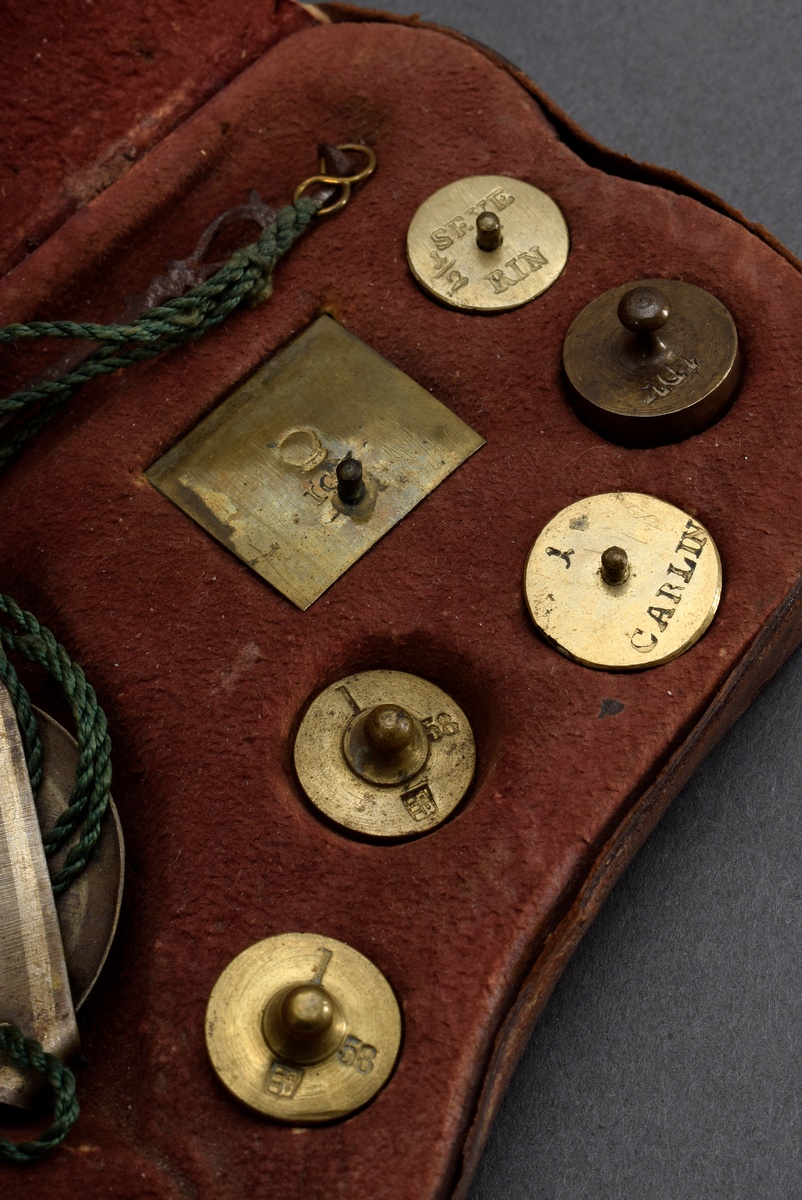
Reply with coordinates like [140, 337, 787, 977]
[294, 670, 476, 837]
[205, 933, 402, 1122]
[562, 279, 741, 446]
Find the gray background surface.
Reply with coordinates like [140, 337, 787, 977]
[343, 2, 802, 1197]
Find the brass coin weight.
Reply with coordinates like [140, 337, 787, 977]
[406, 175, 569, 312]
[524, 492, 722, 671]
[147, 316, 484, 610]
[205, 933, 402, 1122]
[563, 279, 741, 445]
[294, 670, 475, 837]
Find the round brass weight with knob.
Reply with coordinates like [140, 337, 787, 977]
[205, 933, 402, 1122]
[524, 492, 722, 671]
[562, 279, 741, 445]
[406, 174, 569, 311]
[294, 670, 475, 837]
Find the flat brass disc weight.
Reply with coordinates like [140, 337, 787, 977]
[406, 175, 569, 311]
[524, 493, 722, 670]
[205, 933, 402, 1122]
[294, 670, 475, 838]
[562, 279, 741, 445]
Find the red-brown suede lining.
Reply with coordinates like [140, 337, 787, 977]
[0, 0, 315, 276]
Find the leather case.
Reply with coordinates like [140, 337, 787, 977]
[3, 4, 802, 1197]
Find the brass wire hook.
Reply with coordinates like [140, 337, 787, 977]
[293, 143, 377, 216]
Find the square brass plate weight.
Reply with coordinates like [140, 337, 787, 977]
[147, 317, 484, 609]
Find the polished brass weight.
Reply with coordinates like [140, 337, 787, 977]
[562, 279, 741, 445]
[524, 492, 722, 670]
[406, 175, 569, 312]
[205, 933, 402, 1122]
[294, 670, 476, 837]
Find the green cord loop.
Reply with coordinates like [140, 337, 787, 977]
[0, 195, 320, 467]
[0, 594, 112, 894]
[0, 1026, 79, 1163]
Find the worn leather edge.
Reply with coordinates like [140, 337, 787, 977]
[297, 2, 332, 19]
[450, 571, 802, 1196]
[314, 4, 802, 1193]
[321, 3, 802, 275]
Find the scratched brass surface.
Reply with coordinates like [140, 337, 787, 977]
[205, 933, 402, 1122]
[563, 279, 741, 446]
[294, 670, 476, 837]
[146, 316, 484, 610]
[0, 689, 79, 1108]
[406, 175, 569, 311]
[524, 492, 722, 671]
[0, 704, 123, 1107]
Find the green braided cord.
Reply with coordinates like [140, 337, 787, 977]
[0, 1026, 79, 1163]
[0, 198, 317, 1162]
[0, 648, 43, 795]
[0, 600, 112, 1162]
[0, 594, 112, 895]
[0, 345, 157, 471]
[0, 198, 319, 426]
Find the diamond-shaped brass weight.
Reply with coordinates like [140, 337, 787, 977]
[146, 316, 484, 609]
[205, 933, 402, 1122]
[563, 279, 741, 446]
[294, 670, 476, 838]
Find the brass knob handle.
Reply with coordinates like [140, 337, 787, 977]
[343, 702, 430, 786]
[364, 704, 415, 756]
[262, 982, 346, 1066]
[617, 286, 671, 356]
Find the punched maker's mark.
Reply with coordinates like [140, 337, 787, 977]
[266, 1061, 305, 1100]
[400, 780, 438, 823]
[547, 547, 574, 569]
[630, 519, 709, 655]
[337, 1034, 377, 1075]
[484, 246, 549, 295]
